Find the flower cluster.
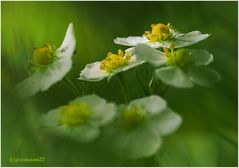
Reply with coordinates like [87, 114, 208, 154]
[15, 22, 220, 160]
[114, 22, 220, 88]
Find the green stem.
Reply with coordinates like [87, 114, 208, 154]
[74, 79, 85, 95]
[116, 74, 129, 103]
[149, 72, 169, 97]
[136, 69, 148, 96]
[161, 84, 169, 97]
[214, 129, 237, 148]
[63, 80, 78, 96]
[148, 72, 155, 95]
[64, 77, 81, 96]
[67, 77, 82, 95]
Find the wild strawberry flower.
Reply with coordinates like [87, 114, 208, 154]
[41, 94, 116, 143]
[134, 44, 221, 88]
[14, 23, 76, 98]
[114, 23, 210, 49]
[104, 95, 182, 159]
[79, 48, 144, 82]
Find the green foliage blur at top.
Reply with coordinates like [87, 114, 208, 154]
[1, 1, 238, 167]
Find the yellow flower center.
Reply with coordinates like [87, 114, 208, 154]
[59, 102, 92, 127]
[32, 42, 56, 68]
[100, 50, 131, 73]
[144, 23, 171, 42]
[165, 48, 192, 67]
[122, 105, 145, 130]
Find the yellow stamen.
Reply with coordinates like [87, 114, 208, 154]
[100, 50, 131, 73]
[165, 48, 192, 67]
[122, 105, 145, 130]
[144, 23, 171, 42]
[32, 42, 56, 68]
[59, 102, 92, 127]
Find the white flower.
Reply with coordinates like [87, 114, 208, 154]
[134, 44, 221, 88]
[14, 23, 76, 98]
[114, 23, 210, 49]
[41, 94, 116, 143]
[79, 48, 145, 82]
[105, 95, 182, 159]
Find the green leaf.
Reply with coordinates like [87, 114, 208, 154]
[155, 66, 194, 88]
[156, 133, 220, 166]
[188, 49, 214, 66]
[134, 44, 166, 67]
[214, 127, 238, 147]
[188, 66, 221, 87]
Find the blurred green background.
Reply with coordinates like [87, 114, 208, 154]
[1, 1, 238, 166]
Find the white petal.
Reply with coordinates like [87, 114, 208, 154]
[125, 47, 135, 55]
[114, 36, 148, 46]
[155, 66, 194, 88]
[188, 49, 214, 66]
[129, 95, 167, 115]
[89, 103, 116, 127]
[188, 66, 221, 87]
[43, 125, 100, 143]
[56, 23, 76, 59]
[129, 54, 137, 62]
[122, 47, 146, 71]
[106, 60, 145, 82]
[149, 108, 182, 136]
[41, 58, 72, 91]
[173, 31, 210, 48]
[73, 94, 105, 106]
[13, 71, 43, 99]
[79, 62, 108, 81]
[44, 125, 72, 138]
[123, 60, 145, 71]
[147, 41, 172, 48]
[123, 128, 162, 159]
[134, 44, 166, 67]
[112, 131, 130, 152]
[70, 125, 100, 143]
[41, 107, 62, 127]
[73, 94, 117, 126]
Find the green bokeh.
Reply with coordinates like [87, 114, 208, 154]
[1, 1, 238, 166]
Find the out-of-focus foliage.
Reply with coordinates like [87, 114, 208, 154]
[1, 1, 238, 166]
